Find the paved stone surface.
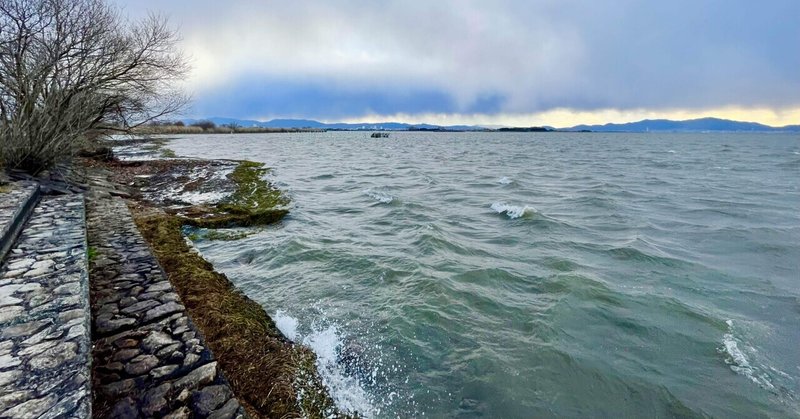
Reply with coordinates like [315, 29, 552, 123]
[88, 196, 245, 418]
[0, 181, 39, 261]
[0, 195, 91, 418]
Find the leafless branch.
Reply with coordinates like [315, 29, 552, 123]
[0, 0, 189, 173]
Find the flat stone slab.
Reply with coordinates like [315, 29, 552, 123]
[0, 195, 91, 418]
[0, 181, 39, 262]
[87, 196, 245, 418]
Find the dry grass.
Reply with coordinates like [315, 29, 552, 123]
[131, 207, 349, 418]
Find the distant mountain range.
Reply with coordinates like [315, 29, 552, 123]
[181, 117, 482, 131]
[182, 116, 800, 133]
[566, 117, 800, 133]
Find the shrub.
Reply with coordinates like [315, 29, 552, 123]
[0, 0, 189, 174]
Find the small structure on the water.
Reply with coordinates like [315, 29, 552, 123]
[371, 132, 389, 138]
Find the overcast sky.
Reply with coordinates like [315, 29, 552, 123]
[115, 0, 799, 127]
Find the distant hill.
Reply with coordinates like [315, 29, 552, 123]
[182, 117, 483, 131]
[181, 116, 800, 133]
[566, 117, 800, 133]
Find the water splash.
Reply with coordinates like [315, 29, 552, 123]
[274, 309, 299, 341]
[274, 310, 416, 418]
[490, 202, 536, 219]
[364, 188, 394, 204]
[497, 177, 513, 185]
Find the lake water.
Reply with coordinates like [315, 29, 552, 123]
[167, 132, 800, 418]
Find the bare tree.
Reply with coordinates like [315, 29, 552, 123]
[0, 0, 189, 173]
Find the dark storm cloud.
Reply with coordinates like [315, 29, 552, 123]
[115, 0, 800, 119]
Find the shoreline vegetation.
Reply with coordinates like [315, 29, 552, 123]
[133, 120, 555, 134]
[83, 138, 354, 418]
[134, 123, 326, 135]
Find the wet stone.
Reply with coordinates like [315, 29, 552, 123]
[125, 354, 159, 376]
[29, 341, 78, 370]
[142, 383, 171, 416]
[142, 331, 175, 353]
[1, 320, 48, 339]
[143, 301, 183, 323]
[208, 399, 243, 419]
[0, 354, 21, 369]
[87, 195, 241, 418]
[192, 384, 232, 416]
[120, 299, 160, 315]
[2, 394, 57, 418]
[114, 338, 139, 349]
[108, 397, 138, 418]
[0, 194, 91, 418]
[113, 348, 140, 362]
[151, 364, 178, 379]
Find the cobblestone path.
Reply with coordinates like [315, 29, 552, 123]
[87, 195, 245, 418]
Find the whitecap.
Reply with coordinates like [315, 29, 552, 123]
[720, 320, 777, 391]
[491, 202, 535, 219]
[364, 189, 394, 204]
[498, 177, 513, 185]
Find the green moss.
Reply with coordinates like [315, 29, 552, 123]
[180, 209, 288, 229]
[222, 161, 289, 212]
[178, 160, 290, 229]
[160, 148, 177, 158]
[87, 246, 97, 262]
[187, 229, 255, 242]
[0, 185, 9, 194]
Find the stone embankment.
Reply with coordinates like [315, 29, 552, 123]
[88, 194, 244, 418]
[0, 172, 246, 418]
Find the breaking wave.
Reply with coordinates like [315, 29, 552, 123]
[363, 188, 394, 204]
[719, 320, 789, 395]
[274, 309, 414, 418]
[490, 202, 536, 219]
[275, 310, 375, 416]
[497, 176, 513, 185]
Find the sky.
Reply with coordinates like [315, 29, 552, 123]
[114, 0, 800, 127]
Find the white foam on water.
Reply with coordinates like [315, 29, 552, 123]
[491, 202, 535, 219]
[364, 189, 394, 204]
[274, 310, 299, 341]
[498, 176, 513, 185]
[274, 311, 376, 417]
[720, 320, 776, 391]
[177, 190, 229, 205]
[304, 326, 376, 416]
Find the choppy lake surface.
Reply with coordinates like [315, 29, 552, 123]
[167, 132, 800, 418]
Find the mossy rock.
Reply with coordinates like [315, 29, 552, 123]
[177, 160, 290, 229]
[180, 209, 289, 229]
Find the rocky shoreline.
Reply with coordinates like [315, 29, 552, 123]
[85, 139, 351, 418]
[0, 137, 354, 418]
